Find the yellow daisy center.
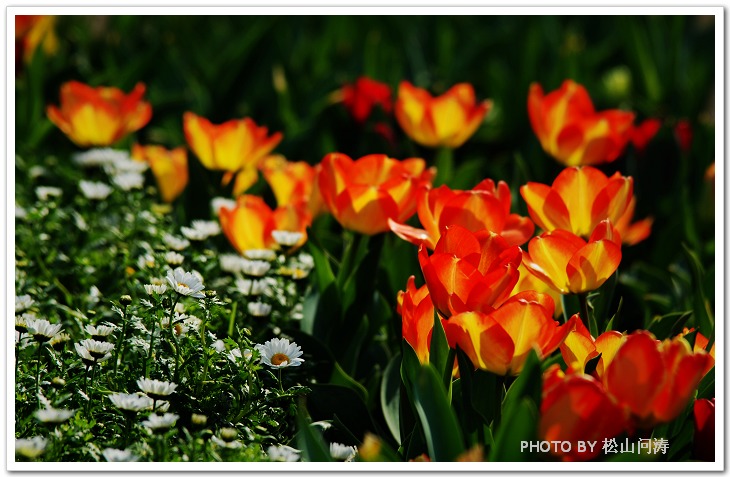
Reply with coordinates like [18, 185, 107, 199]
[177, 282, 189, 289]
[271, 353, 290, 366]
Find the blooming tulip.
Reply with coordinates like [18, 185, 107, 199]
[511, 258, 563, 318]
[389, 178, 534, 249]
[614, 197, 653, 246]
[341, 77, 392, 123]
[395, 81, 491, 148]
[418, 225, 522, 318]
[260, 155, 324, 217]
[528, 80, 634, 166]
[442, 292, 578, 375]
[219, 195, 310, 253]
[132, 144, 188, 203]
[559, 317, 624, 376]
[523, 220, 622, 295]
[47, 81, 152, 147]
[603, 331, 714, 429]
[183, 112, 282, 195]
[317, 153, 434, 235]
[539, 365, 626, 461]
[520, 166, 633, 238]
[397, 276, 435, 364]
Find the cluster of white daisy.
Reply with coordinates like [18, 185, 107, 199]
[180, 220, 221, 241]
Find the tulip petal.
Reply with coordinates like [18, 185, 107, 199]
[524, 231, 584, 294]
[520, 183, 572, 232]
[552, 167, 608, 236]
[388, 219, 434, 249]
[443, 312, 514, 375]
[566, 239, 622, 294]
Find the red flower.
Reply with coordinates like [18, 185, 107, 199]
[341, 77, 392, 123]
[693, 398, 715, 461]
[397, 276, 435, 364]
[674, 119, 693, 153]
[629, 118, 661, 152]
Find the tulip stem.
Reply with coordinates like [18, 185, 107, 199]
[434, 148, 454, 187]
[578, 293, 598, 337]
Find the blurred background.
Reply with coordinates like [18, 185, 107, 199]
[15, 14, 716, 336]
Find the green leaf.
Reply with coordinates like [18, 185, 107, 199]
[307, 384, 380, 443]
[489, 397, 539, 461]
[306, 239, 336, 292]
[411, 364, 465, 461]
[330, 362, 368, 403]
[698, 366, 715, 400]
[682, 244, 714, 340]
[296, 400, 333, 462]
[501, 349, 542, 419]
[428, 310, 454, 392]
[380, 353, 402, 445]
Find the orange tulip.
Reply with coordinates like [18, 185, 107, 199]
[317, 153, 435, 235]
[47, 81, 152, 147]
[559, 317, 625, 377]
[614, 196, 653, 246]
[418, 225, 522, 318]
[442, 292, 578, 375]
[395, 81, 491, 148]
[341, 77, 392, 123]
[219, 195, 310, 253]
[693, 398, 715, 461]
[539, 365, 626, 461]
[397, 276, 435, 364]
[132, 144, 188, 203]
[183, 112, 282, 195]
[603, 331, 714, 429]
[388, 178, 534, 249]
[260, 155, 324, 217]
[520, 166, 633, 238]
[511, 258, 564, 318]
[15, 15, 58, 64]
[523, 220, 622, 295]
[528, 80, 634, 166]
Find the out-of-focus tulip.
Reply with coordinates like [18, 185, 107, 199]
[559, 317, 624, 376]
[183, 112, 282, 195]
[614, 197, 653, 246]
[341, 77, 392, 123]
[418, 225, 522, 318]
[523, 220, 622, 295]
[674, 119, 693, 153]
[132, 144, 188, 203]
[443, 292, 578, 375]
[47, 81, 152, 147]
[693, 398, 715, 461]
[603, 331, 714, 429]
[629, 118, 661, 152]
[15, 15, 58, 64]
[219, 195, 310, 253]
[539, 365, 626, 461]
[397, 276, 435, 364]
[395, 81, 491, 148]
[260, 155, 324, 217]
[528, 80, 635, 166]
[389, 178, 534, 249]
[521, 166, 633, 238]
[318, 153, 434, 235]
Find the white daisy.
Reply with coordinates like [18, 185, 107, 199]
[137, 254, 156, 270]
[15, 313, 37, 334]
[166, 267, 205, 299]
[142, 413, 179, 433]
[296, 253, 315, 270]
[235, 278, 270, 296]
[211, 435, 243, 449]
[247, 302, 272, 317]
[211, 197, 237, 215]
[191, 220, 221, 237]
[85, 324, 115, 341]
[34, 407, 75, 424]
[112, 172, 145, 191]
[144, 283, 168, 295]
[255, 337, 304, 368]
[212, 340, 227, 353]
[108, 392, 154, 412]
[35, 186, 63, 201]
[267, 445, 301, 462]
[137, 378, 178, 400]
[15, 436, 48, 459]
[73, 148, 129, 167]
[162, 233, 190, 251]
[15, 204, 28, 220]
[219, 253, 249, 273]
[79, 339, 115, 359]
[106, 156, 148, 174]
[79, 180, 113, 200]
[29, 319, 63, 343]
[165, 251, 185, 265]
[330, 442, 358, 462]
[74, 342, 112, 365]
[272, 230, 304, 248]
[241, 259, 272, 277]
[15, 294, 34, 313]
[180, 225, 208, 241]
[243, 249, 277, 261]
[102, 448, 140, 462]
